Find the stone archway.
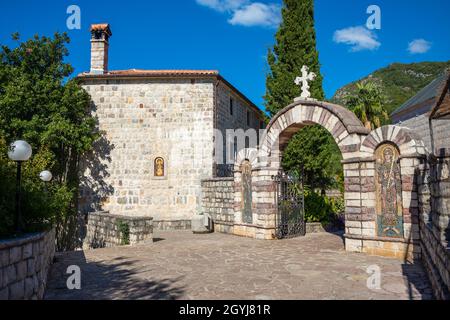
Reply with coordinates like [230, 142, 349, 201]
[232, 99, 370, 240]
[231, 98, 427, 261]
[261, 99, 370, 163]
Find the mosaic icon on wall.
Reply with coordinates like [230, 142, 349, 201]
[154, 157, 165, 177]
[375, 143, 404, 238]
[241, 160, 253, 224]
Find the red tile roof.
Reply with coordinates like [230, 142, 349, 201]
[108, 69, 219, 76]
[77, 69, 219, 78]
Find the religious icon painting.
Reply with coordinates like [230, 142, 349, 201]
[241, 160, 253, 224]
[375, 143, 404, 238]
[154, 157, 165, 177]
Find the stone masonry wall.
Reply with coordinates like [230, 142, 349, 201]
[215, 82, 265, 177]
[0, 229, 55, 300]
[84, 211, 153, 249]
[201, 178, 235, 234]
[399, 114, 450, 152]
[418, 152, 450, 300]
[80, 78, 216, 224]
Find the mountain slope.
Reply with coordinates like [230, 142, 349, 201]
[331, 61, 450, 115]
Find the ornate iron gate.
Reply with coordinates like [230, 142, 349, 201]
[273, 171, 306, 239]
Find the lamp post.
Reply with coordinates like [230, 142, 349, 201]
[8, 140, 32, 234]
[39, 170, 52, 193]
[39, 170, 52, 182]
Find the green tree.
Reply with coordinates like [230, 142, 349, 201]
[264, 0, 342, 191]
[265, 0, 324, 111]
[0, 33, 98, 250]
[345, 81, 389, 130]
[282, 126, 342, 190]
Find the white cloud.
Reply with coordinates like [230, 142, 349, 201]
[196, 0, 249, 13]
[228, 3, 280, 27]
[333, 26, 381, 52]
[196, 0, 280, 28]
[408, 39, 431, 54]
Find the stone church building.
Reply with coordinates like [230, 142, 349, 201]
[78, 24, 265, 229]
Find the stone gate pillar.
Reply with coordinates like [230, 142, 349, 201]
[342, 159, 377, 250]
[233, 148, 277, 239]
[348, 125, 428, 261]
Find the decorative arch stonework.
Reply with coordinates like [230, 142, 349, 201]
[229, 99, 428, 261]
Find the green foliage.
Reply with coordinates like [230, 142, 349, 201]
[264, 0, 342, 189]
[333, 61, 450, 114]
[346, 81, 389, 130]
[265, 0, 324, 113]
[116, 220, 130, 246]
[0, 33, 98, 249]
[304, 188, 344, 224]
[282, 126, 342, 190]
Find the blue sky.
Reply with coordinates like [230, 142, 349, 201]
[1, 0, 449, 112]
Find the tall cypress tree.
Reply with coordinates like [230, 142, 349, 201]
[265, 0, 324, 113]
[264, 0, 342, 191]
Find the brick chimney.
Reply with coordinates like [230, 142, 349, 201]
[90, 24, 112, 74]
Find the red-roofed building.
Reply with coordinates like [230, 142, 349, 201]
[78, 24, 265, 229]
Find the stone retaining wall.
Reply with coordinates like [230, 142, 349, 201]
[418, 151, 450, 300]
[201, 178, 235, 234]
[0, 229, 55, 300]
[84, 211, 153, 249]
[153, 220, 191, 231]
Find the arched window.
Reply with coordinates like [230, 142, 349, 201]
[154, 157, 165, 177]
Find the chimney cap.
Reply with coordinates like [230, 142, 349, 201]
[90, 23, 112, 36]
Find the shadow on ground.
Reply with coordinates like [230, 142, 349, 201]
[401, 262, 434, 300]
[45, 250, 185, 300]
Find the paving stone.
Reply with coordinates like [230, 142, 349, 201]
[44, 231, 433, 300]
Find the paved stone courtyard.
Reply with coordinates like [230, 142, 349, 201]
[45, 231, 433, 300]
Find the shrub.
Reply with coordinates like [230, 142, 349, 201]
[303, 187, 344, 225]
[0, 33, 98, 249]
[116, 220, 130, 246]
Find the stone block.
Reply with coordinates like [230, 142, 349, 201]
[9, 247, 22, 264]
[22, 243, 33, 259]
[5, 264, 16, 286]
[346, 227, 362, 235]
[16, 261, 27, 281]
[0, 250, 8, 268]
[345, 239, 362, 252]
[361, 228, 375, 237]
[191, 215, 212, 234]
[0, 287, 8, 300]
[24, 277, 35, 299]
[9, 280, 24, 300]
[27, 258, 36, 277]
[346, 221, 361, 228]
